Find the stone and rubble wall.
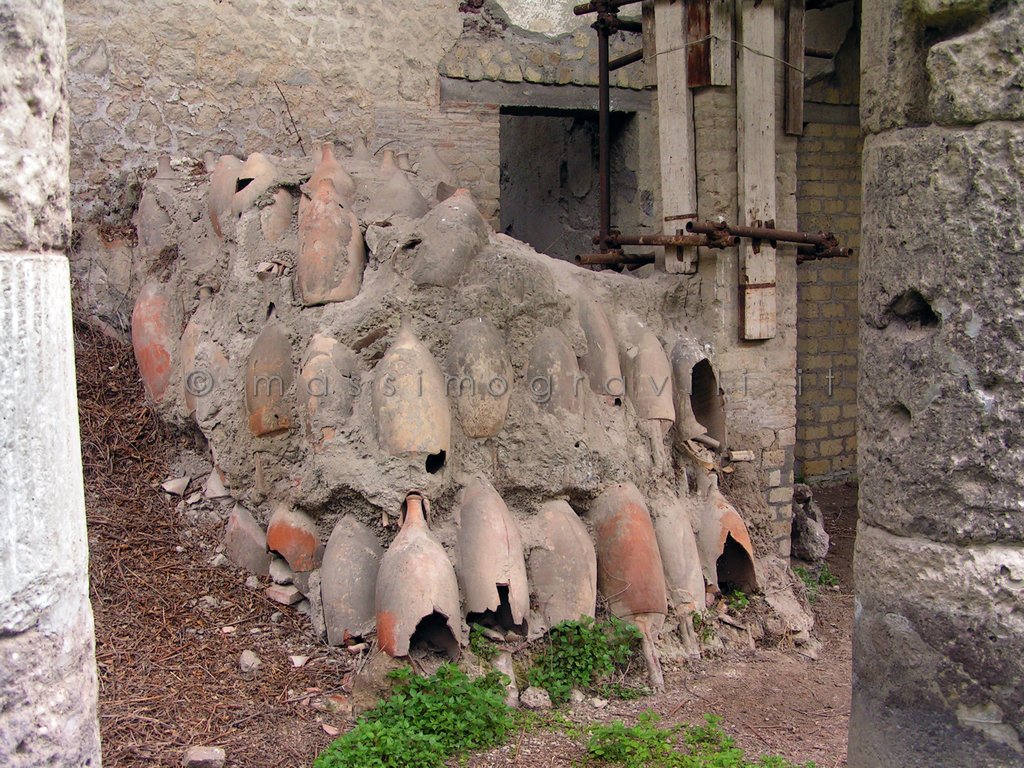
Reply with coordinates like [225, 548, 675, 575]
[850, 1, 1024, 765]
[0, 0, 102, 764]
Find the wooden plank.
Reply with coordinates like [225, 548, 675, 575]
[709, 0, 734, 86]
[737, 0, 777, 339]
[785, 0, 805, 136]
[687, 0, 733, 88]
[654, 0, 698, 274]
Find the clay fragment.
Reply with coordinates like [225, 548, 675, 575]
[223, 504, 272, 576]
[321, 516, 383, 645]
[589, 482, 668, 690]
[266, 504, 323, 572]
[578, 299, 622, 401]
[376, 493, 463, 659]
[526, 329, 582, 415]
[296, 178, 365, 305]
[446, 318, 511, 438]
[231, 152, 277, 216]
[455, 478, 529, 632]
[372, 324, 451, 464]
[528, 500, 597, 628]
[131, 282, 177, 403]
[365, 170, 429, 223]
[394, 188, 488, 287]
[208, 155, 243, 238]
[245, 315, 294, 437]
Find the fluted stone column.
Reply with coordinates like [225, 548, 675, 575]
[0, 1, 102, 765]
[851, 1, 1024, 765]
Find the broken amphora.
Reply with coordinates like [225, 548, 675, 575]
[526, 329, 582, 415]
[298, 334, 360, 446]
[208, 155, 243, 238]
[589, 482, 668, 690]
[394, 188, 488, 288]
[261, 188, 294, 243]
[372, 323, 450, 470]
[528, 500, 597, 629]
[231, 152, 277, 216]
[621, 325, 674, 431]
[695, 472, 758, 595]
[454, 478, 529, 633]
[415, 146, 457, 192]
[321, 515, 383, 646]
[446, 318, 511, 438]
[179, 286, 215, 420]
[131, 282, 177, 403]
[301, 142, 356, 210]
[670, 338, 728, 448]
[296, 178, 365, 306]
[376, 493, 463, 659]
[245, 312, 294, 437]
[267, 504, 323, 572]
[578, 299, 622, 402]
[365, 170, 429, 223]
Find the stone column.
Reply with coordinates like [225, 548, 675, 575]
[0, 1, 103, 765]
[851, 2, 1024, 765]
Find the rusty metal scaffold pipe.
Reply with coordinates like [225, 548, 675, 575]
[609, 48, 644, 70]
[796, 245, 853, 263]
[596, 11, 612, 254]
[685, 219, 838, 248]
[574, 0, 643, 16]
[577, 251, 655, 266]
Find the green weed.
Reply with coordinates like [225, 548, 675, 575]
[526, 616, 642, 705]
[312, 664, 512, 768]
[794, 563, 839, 603]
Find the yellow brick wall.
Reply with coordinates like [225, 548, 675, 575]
[796, 122, 861, 481]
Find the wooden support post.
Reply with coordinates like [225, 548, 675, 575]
[785, 0, 805, 136]
[737, 0, 777, 339]
[686, 0, 734, 88]
[653, 0, 698, 274]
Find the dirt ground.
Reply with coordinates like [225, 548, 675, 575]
[77, 322, 856, 768]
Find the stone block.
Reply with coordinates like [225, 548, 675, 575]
[860, 0, 929, 134]
[0, 0, 70, 251]
[850, 523, 1024, 767]
[928, 10, 1024, 125]
[860, 123, 1024, 544]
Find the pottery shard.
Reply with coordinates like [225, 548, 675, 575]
[529, 500, 597, 628]
[232, 152, 277, 216]
[261, 188, 294, 243]
[245, 319, 293, 437]
[298, 334, 360, 444]
[296, 178, 365, 306]
[208, 155, 242, 238]
[455, 478, 529, 627]
[394, 189, 488, 288]
[622, 328, 674, 426]
[302, 143, 356, 210]
[136, 189, 170, 250]
[578, 299, 622, 400]
[372, 324, 451, 457]
[376, 495, 463, 659]
[589, 482, 667, 620]
[131, 282, 177, 403]
[446, 318, 511, 438]
[223, 505, 272, 577]
[526, 329, 582, 415]
[266, 505, 323, 572]
[697, 483, 758, 594]
[652, 494, 706, 613]
[321, 516, 384, 645]
[365, 170, 430, 223]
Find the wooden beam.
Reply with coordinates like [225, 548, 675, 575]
[653, 0, 698, 273]
[785, 0, 805, 136]
[686, 0, 734, 88]
[737, 0, 777, 339]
